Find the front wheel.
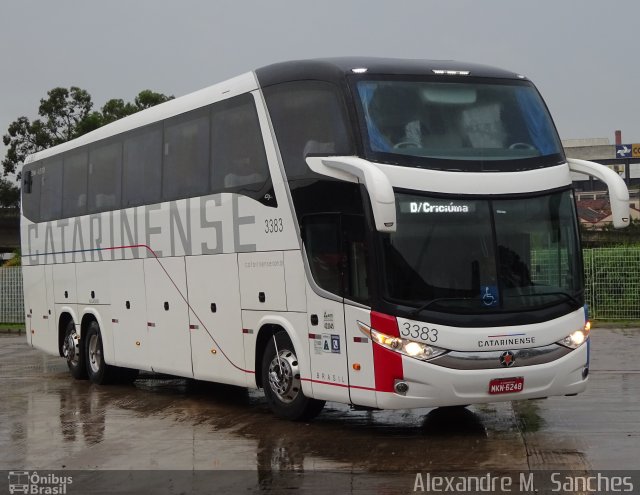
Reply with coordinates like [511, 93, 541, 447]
[262, 331, 325, 421]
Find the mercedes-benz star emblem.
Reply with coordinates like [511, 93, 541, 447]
[500, 351, 516, 367]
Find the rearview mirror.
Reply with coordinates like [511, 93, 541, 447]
[568, 158, 630, 229]
[306, 156, 396, 232]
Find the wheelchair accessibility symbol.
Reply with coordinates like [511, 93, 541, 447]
[481, 286, 499, 307]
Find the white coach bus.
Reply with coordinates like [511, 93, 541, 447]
[20, 58, 629, 420]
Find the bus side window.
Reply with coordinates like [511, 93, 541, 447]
[21, 165, 41, 222]
[62, 150, 88, 218]
[162, 110, 209, 202]
[40, 159, 63, 221]
[89, 141, 122, 213]
[210, 94, 273, 205]
[123, 125, 162, 208]
[262, 81, 354, 182]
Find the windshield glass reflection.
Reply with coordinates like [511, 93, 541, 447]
[355, 79, 564, 171]
[381, 190, 582, 313]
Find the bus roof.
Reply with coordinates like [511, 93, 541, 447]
[25, 72, 259, 164]
[25, 57, 525, 165]
[255, 57, 526, 87]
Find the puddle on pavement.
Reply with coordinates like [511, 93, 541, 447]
[4, 332, 633, 472]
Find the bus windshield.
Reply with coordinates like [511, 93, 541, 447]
[355, 78, 564, 171]
[380, 189, 582, 313]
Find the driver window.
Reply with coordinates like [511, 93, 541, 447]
[302, 213, 370, 303]
[303, 214, 343, 296]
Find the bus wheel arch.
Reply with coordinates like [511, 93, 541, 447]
[254, 324, 284, 389]
[58, 312, 74, 357]
[256, 324, 325, 421]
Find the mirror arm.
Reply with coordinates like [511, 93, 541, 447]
[567, 158, 630, 229]
[306, 156, 396, 232]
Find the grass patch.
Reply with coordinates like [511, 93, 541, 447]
[0, 323, 25, 333]
[591, 319, 640, 329]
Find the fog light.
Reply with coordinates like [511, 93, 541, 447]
[394, 381, 409, 394]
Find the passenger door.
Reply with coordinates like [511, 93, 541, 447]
[301, 213, 370, 404]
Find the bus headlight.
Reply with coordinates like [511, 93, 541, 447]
[557, 321, 590, 349]
[357, 321, 447, 361]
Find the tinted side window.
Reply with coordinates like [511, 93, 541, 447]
[263, 81, 354, 181]
[123, 125, 162, 207]
[40, 158, 63, 221]
[63, 150, 88, 217]
[163, 111, 209, 201]
[89, 141, 122, 213]
[302, 212, 370, 303]
[21, 164, 41, 222]
[303, 214, 343, 296]
[210, 94, 272, 204]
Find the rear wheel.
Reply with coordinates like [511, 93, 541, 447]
[85, 321, 118, 385]
[62, 319, 87, 380]
[262, 331, 325, 421]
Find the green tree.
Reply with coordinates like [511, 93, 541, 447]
[1, 87, 173, 206]
[134, 90, 173, 110]
[0, 177, 19, 208]
[2, 86, 94, 178]
[74, 91, 172, 135]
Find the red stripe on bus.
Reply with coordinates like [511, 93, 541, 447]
[371, 311, 403, 393]
[301, 378, 376, 392]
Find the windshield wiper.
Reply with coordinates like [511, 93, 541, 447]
[506, 291, 583, 306]
[410, 297, 479, 316]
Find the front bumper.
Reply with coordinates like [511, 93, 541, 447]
[374, 341, 588, 409]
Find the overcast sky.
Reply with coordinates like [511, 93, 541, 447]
[1, 0, 638, 176]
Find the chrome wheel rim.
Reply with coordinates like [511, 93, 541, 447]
[63, 328, 80, 367]
[268, 349, 301, 404]
[88, 333, 102, 374]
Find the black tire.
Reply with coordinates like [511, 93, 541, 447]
[262, 331, 325, 421]
[62, 319, 87, 380]
[85, 321, 119, 385]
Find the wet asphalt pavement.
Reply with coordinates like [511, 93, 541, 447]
[0, 327, 638, 493]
